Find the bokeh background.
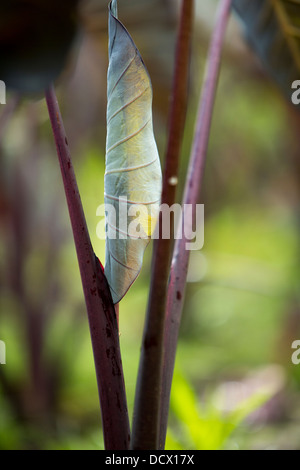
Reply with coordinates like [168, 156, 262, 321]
[0, 0, 300, 450]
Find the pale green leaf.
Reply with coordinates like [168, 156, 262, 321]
[104, 0, 162, 304]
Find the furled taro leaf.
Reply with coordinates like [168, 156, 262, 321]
[233, 0, 300, 99]
[104, 0, 162, 304]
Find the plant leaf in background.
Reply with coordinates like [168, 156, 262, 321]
[0, 0, 79, 93]
[233, 0, 300, 99]
[104, 0, 162, 304]
[167, 367, 285, 450]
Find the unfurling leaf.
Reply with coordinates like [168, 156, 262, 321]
[104, 0, 162, 304]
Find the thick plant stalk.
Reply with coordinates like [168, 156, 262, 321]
[131, 0, 194, 450]
[45, 85, 130, 450]
[159, 0, 232, 448]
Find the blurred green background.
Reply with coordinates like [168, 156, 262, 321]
[0, 0, 300, 450]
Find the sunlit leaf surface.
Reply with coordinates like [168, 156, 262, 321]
[104, 0, 162, 304]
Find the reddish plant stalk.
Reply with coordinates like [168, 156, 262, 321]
[159, 0, 232, 448]
[131, 0, 194, 450]
[45, 85, 130, 450]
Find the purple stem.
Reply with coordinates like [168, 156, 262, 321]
[45, 85, 130, 450]
[159, 0, 232, 448]
[131, 0, 194, 450]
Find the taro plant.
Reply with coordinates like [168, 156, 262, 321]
[44, 0, 232, 450]
[0, 0, 298, 451]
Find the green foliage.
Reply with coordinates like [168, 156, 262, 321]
[166, 370, 279, 450]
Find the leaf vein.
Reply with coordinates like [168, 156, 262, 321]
[107, 245, 141, 271]
[104, 193, 160, 205]
[105, 157, 158, 177]
[106, 118, 151, 155]
[107, 86, 150, 124]
[108, 53, 137, 100]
